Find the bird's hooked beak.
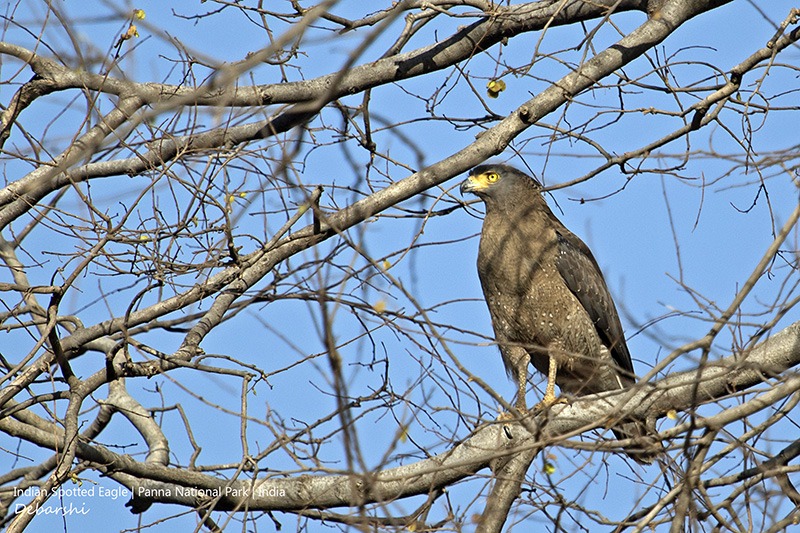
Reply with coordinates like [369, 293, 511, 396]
[460, 173, 489, 195]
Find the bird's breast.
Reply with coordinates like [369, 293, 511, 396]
[476, 222, 604, 356]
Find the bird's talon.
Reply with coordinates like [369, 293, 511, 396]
[496, 411, 516, 439]
[497, 408, 529, 439]
[533, 395, 568, 412]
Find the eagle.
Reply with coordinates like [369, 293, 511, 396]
[461, 163, 658, 464]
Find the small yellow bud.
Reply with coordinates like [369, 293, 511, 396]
[382, 260, 391, 270]
[139, 234, 149, 242]
[133, 9, 145, 20]
[373, 300, 386, 313]
[667, 409, 678, 420]
[487, 79, 506, 99]
[543, 462, 556, 475]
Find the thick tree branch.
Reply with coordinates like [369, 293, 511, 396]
[3, 318, 798, 515]
[0, 1, 683, 110]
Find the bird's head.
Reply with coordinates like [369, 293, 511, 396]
[459, 164, 542, 204]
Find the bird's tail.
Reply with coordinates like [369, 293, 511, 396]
[612, 420, 663, 465]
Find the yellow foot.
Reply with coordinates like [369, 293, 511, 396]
[497, 411, 514, 422]
[533, 394, 568, 412]
[497, 409, 527, 423]
[496, 410, 521, 439]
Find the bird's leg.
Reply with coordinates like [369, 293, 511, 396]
[534, 355, 565, 410]
[514, 354, 528, 412]
[515, 379, 528, 412]
[498, 347, 529, 422]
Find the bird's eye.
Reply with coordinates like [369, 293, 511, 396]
[486, 172, 499, 182]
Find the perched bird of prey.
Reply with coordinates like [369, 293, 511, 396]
[461, 164, 657, 464]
